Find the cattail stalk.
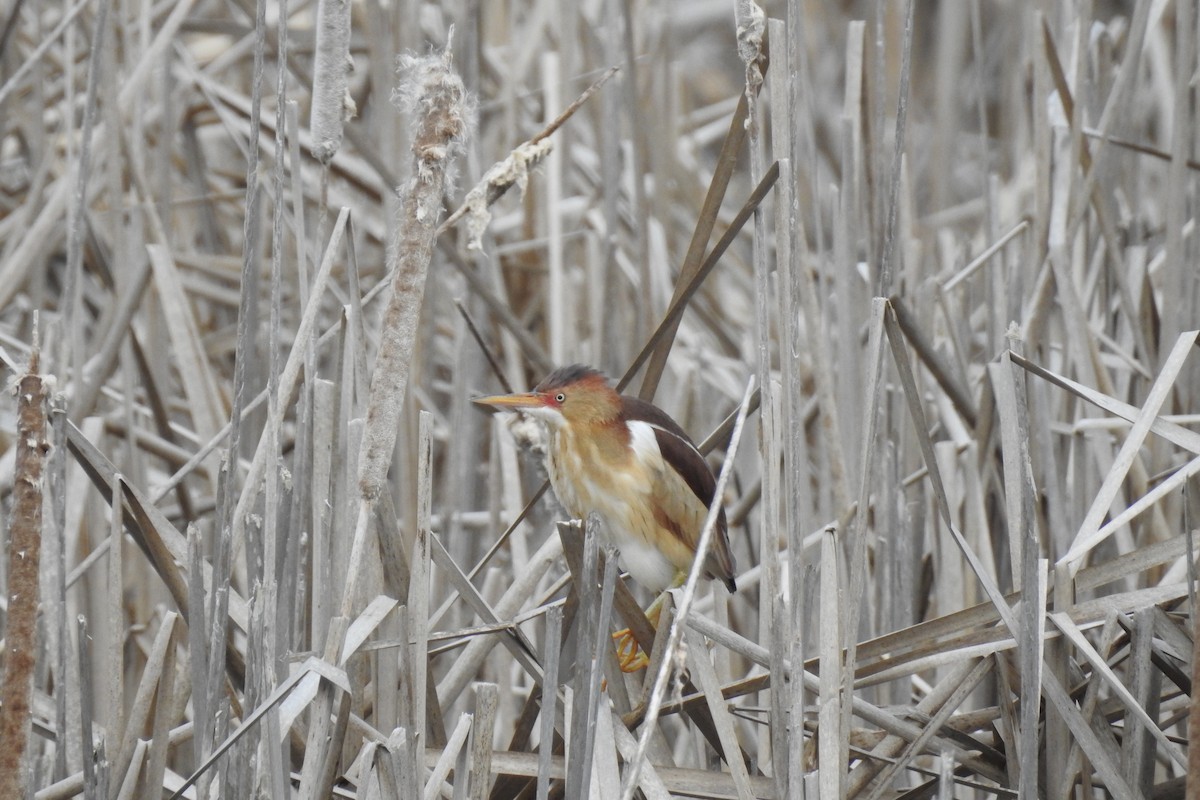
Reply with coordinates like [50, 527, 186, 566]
[0, 345, 49, 797]
[309, 0, 354, 164]
[342, 39, 466, 615]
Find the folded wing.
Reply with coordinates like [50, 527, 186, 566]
[621, 396, 737, 592]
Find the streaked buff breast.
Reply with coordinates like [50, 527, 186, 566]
[544, 423, 696, 592]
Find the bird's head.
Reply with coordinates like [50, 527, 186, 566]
[473, 364, 621, 430]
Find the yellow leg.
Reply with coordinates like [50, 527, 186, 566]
[611, 572, 685, 673]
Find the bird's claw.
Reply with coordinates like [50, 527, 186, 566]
[612, 628, 650, 672]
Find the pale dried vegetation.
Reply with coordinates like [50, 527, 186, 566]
[0, 0, 1197, 798]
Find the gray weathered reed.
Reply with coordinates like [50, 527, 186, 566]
[1, 2, 1198, 798]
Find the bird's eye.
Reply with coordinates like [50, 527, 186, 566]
[555, 392, 566, 403]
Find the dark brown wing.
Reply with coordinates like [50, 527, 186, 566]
[621, 395, 737, 592]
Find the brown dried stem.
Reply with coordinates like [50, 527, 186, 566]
[0, 346, 48, 797]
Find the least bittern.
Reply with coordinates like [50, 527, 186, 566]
[475, 365, 736, 672]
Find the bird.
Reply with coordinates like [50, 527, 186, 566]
[474, 364, 736, 672]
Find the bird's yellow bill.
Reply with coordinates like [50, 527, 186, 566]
[473, 392, 542, 410]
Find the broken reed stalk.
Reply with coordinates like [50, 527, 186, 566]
[0, 344, 48, 798]
[343, 38, 467, 615]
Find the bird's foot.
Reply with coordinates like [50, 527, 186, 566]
[612, 628, 650, 672]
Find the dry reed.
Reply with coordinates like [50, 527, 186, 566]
[0, 2, 1197, 799]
